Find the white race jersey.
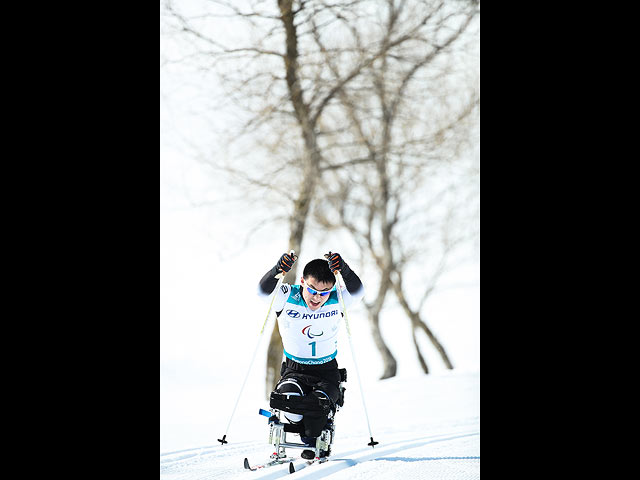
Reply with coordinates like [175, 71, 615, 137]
[265, 283, 363, 365]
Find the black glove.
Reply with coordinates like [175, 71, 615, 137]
[276, 251, 297, 274]
[325, 251, 349, 274]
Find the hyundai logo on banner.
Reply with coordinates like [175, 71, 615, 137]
[286, 309, 301, 318]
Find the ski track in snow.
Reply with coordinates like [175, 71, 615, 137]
[161, 373, 480, 479]
[160, 426, 479, 479]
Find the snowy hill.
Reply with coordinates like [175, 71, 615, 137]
[160, 370, 479, 479]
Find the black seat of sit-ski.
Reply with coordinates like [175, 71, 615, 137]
[270, 368, 347, 412]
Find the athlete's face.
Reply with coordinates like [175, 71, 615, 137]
[301, 276, 334, 311]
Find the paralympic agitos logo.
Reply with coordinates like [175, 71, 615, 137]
[302, 325, 324, 338]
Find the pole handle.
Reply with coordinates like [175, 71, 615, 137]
[275, 250, 296, 279]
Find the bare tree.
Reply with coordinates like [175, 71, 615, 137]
[161, 0, 479, 386]
[315, 0, 479, 377]
[162, 0, 441, 393]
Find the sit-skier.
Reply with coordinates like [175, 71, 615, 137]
[258, 251, 364, 459]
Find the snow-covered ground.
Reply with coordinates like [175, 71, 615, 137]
[160, 370, 479, 479]
[160, 157, 480, 478]
[160, 156, 480, 478]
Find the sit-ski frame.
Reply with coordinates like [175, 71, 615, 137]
[263, 404, 337, 461]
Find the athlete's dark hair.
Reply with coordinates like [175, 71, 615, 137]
[302, 258, 335, 285]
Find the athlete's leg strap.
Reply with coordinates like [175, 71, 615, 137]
[269, 391, 332, 415]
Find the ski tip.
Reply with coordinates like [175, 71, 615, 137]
[289, 462, 295, 474]
[244, 458, 251, 470]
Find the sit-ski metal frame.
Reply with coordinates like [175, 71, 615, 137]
[265, 400, 339, 461]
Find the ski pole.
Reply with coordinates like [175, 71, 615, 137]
[334, 270, 378, 448]
[217, 250, 294, 445]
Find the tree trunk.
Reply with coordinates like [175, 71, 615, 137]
[265, 0, 325, 397]
[412, 314, 454, 370]
[368, 311, 397, 379]
[412, 326, 429, 374]
[265, 326, 283, 399]
[392, 276, 454, 371]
